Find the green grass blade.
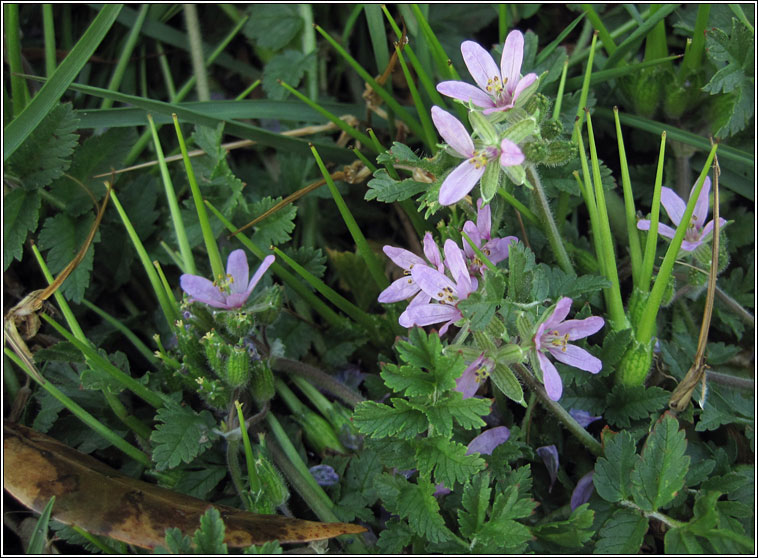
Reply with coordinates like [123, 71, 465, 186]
[682, 5, 710, 73]
[148, 114, 195, 275]
[172, 114, 224, 279]
[26, 496, 55, 554]
[4, 4, 123, 160]
[603, 4, 680, 69]
[572, 31, 598, 142]
[100, 4, 149, 110]
[581, 4, 617, 56]
[81, 299, 158, 365]
[5, 348, 152, 468]
[536, 13, 586, 66]
[364, 4, 390, 74]
[311, 145, 388, 292]
[562, 54, 681, 91]
[393, 44, 436, 150]
[410, 4, 461, 81]
[5, 4, 31, 117]
[42, 4, 57, 76]
[183, 4, 210, 102]
[314, 24, 425, 140]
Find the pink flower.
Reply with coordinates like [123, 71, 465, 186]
[533, 297, 604, 401]
[399, 240, 476, 335]
[431, 106, 524, 206]
[462, 199, 518, 275]
[455, 353, 495, 399]
[437, 30, 538, 114]
[180, 250, 274, 310]
[637, 176, 727, 252]
[377, 233, 443, 304]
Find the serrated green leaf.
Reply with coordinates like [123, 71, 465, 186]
[150, 401, 219, 470]
[508, 242, 539, 303]
[243, 4, 303, 51]
[593, 508, 648, 554]
[352, 399, 428, 439]
[249, 196, 297, 249]
[6, 103, 79, 190]
[262, 50, 315, 101]
[364, 169, 428, 203]
[664, 526, 705, 554]
[594, 430, 637, 502]
[537, 264, 612, 300]
[604, 385, 670, 428]
[245, 540, 283, 554]
[533, 503, 594, 548]
[421, 392, 490, 437]
[80, 349, 130, 394]
[37, 213, 99, 303]
[376, 518, 413, 554]
[193, 507, 228, 554]
[334, 448, 383, 521]
[173, 465, 227, 500]
[267, 313, 319, 360]
[703, 19, 753, 92]
[283, 245, 326, 280]
[695, 383, 754, 432]
[396, 477, 453, 543]
[416, 437, 486, 488]
[599, 328, 634, 368]
[3, 189, 41, 270]
[457, 290, 496, 331]
[473, 485, 534, 552]
[381, 363, 437, 397]
[489, 363, 524, 404]
[458, 471, 492, 538]
[326, 247, 381, 310]
[630, 414, 690, 511]
[158, 527, 194, 554]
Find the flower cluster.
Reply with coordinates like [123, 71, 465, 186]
[378, 199, 517, 336]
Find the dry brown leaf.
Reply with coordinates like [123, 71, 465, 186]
[3, 422, 366, 549]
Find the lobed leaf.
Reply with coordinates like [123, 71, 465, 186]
[150, 401, 219, 470]
[593, 429, 637, 503]
[603, 385, 670, 428]
[415, 437, 486, 488]
[352, 399, 428, 439]
[593, 508, 648, 554]
[3, 189, 41, 270]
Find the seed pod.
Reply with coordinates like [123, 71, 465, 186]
[296, 409, 347, 455]
[542, 140, 578, 167]
[202, 330, 228, 378]
[540, 119, 563, 141]
[250, 360, 275, 404]
[252, 285, 283, 326]
[225, 344, 251, 388]
[254, 452, 289, 507]
[617, 340, 654, 386]
[218, 310, 255, 339]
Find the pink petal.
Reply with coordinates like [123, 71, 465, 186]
[439, 159, 486, 206]
[180, 274, 227, 308]
[462, 220, 481, 259]
[226, 249, 250, 294]
[549, 343, 602, 374]
[569, 409, 602, 429]
[537, 351, 563, 401]
[499, 138, 525, 166]
[436, 81, 495, 109]
[461, 40, 500, 92]
[378, 276, 420, 303]
[402, 302, 461, 328]
[476, 199, 492, 239]
[636, 219, 651, 231]
[383, 245, 426, 270]
[444, 239, 470, 290]
[422, 232, 444, 270]
[411, 265, 458, 301]
[660, 187, 686, 227]
[483, 236, 517, 265]
[511, 72, 538, 102]
[657, 223, 678, 241]
[501, 30, 525, 94]
[431, 106, 474, 157]
[456, 355, 484, 399]
[544, 297, 573, 329]
[467, 426, 510, 455]
[554, 316, 605, 341]
[679, 239, 703, 252]
[691, 176, 711, 229]
[700, 218, 728, 242]
[246, 254, 275, 294]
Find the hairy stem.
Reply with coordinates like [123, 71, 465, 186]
[527, 165, 575, 274]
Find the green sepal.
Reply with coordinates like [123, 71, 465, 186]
[504, 164, 526, 187]
[250, 360, 275, 404]
[514, 76, 541, 109]
[616, 339, 655, 387]
[225, 344, 251, 388]
[502, 117, 538, 145]
[490, 363, 525, 405]
[469, 110, 499, 145]
[254, 449, 290, 507]
[202, 330, 228, 378]
[479, 162, 501, 203]
[542, 140, 578, 166]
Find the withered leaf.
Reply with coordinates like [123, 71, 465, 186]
[3, 422, 366, 549]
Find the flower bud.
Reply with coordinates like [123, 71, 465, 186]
[522, 92, 550, 119]
[540, 119, 563, 141]
[522, 140, 548, 164]
[218, 310, 256, 339]
[617, 340, 654, 387]
[250, 360, 275, 404]
[202, 330, 228, 378]
[624, 69, 662, 118]
[542, 140, 578, 167]
[250, 285, 283, 326]
[176, 324, 206, 375]
[297, 409, 348, 455]
[254, 452, 289, 507]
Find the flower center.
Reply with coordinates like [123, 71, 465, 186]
[685, 218, 702, 242]
[435, 285, 457, 304]
[546, 329, 570, 352]
[485, 75, 508, 102]
[468, 147, 499, 169]
[213, 273, 234, 294]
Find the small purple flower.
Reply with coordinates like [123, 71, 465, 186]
[180, 250, 275, 310]
[456, 353, 495, 399]
[437, 30, 538, 115]
[569, 409, 602, 429]
[637, 176, 727, 252]
[570, 471, 595, 511]
[431, 106, 524, 206]
[309, 464, 339, 487]
[378, 233, 443, 304]
[400, 240, 477, 335]
[536, 445, 560, 493]
[533, 298, 605, 401]
[462, 199, 518, 275]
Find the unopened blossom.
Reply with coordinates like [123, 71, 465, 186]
[462, 199, 518, 275]
[533, 297, 604, 401]
[431, 106, 524, 206]
[456, 353, 495, 399]
[537, 445, 559, 492]
[377, 233, 443, 304]
[400, 240, 476, 335]
[571, 471, 595, 511]
[637, 176, 727, 252]
[437, 30, 538, 114]
[569, 408, 602, 429]
[180, 250, 275, 310]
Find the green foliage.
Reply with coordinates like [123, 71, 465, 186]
[364, 168, 429, 203]
[3, 188, 41, 270]
[593, 508, 648, 554]
[248, 196, 298, 249]
[352, 399, 429, 439]
[193, 507, 228, 554]
[457, 270, 505, 331]
[603, 385, 670, 428]
[244, 541, 283, 554]
[150, 401, 219, 470]
[630, 414, 690, 511]
[532, 503, 594, 548]
[416, 437, 485, 487]
[594, 430, 638, 503]
[6, 102, 79, 190]
[158, 528, 194, 554]
[243, 4, 303, 51]
[262, 50, 315, 100]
